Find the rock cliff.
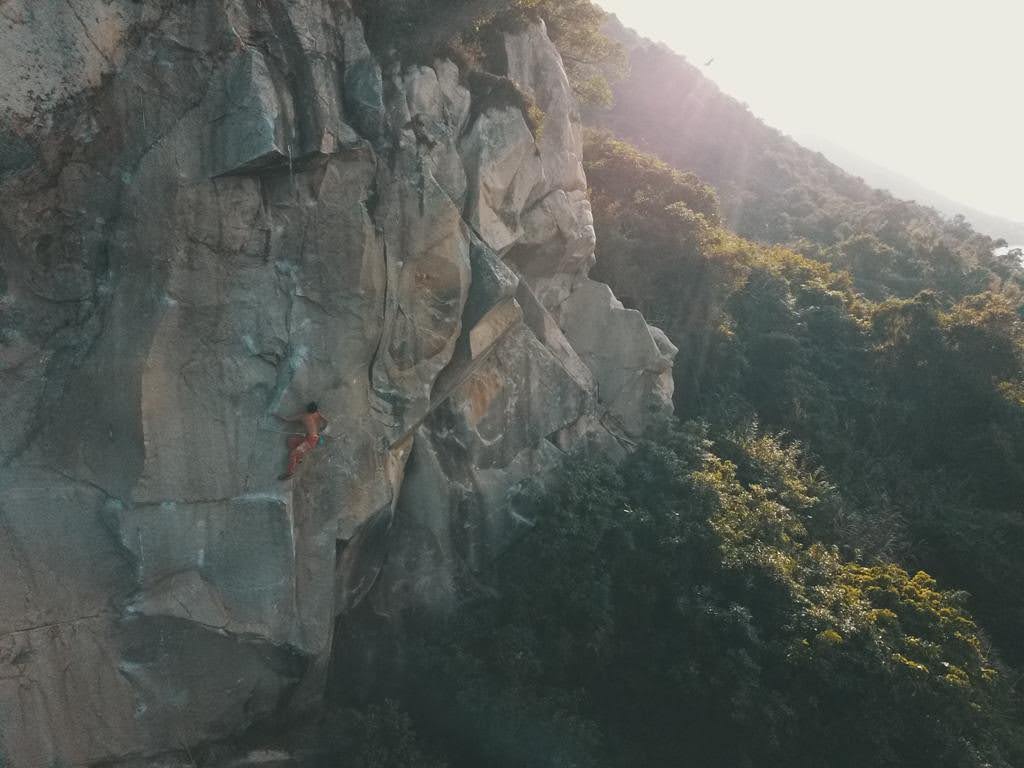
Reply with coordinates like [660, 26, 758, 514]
[0, 2, 674, 765]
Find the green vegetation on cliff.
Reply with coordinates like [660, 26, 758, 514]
[583, 132, 1024, 667]
[343, 431, 1022, 767]
[357, 0, 621, 105]
[333, 4, 1024, 766]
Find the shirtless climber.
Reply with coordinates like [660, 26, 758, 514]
[277, 402, 328, 480]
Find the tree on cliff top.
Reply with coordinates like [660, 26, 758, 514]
[355, 0, 623, 105]
[509, 0, 624, 105]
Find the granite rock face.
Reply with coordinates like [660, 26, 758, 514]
[0, 4, 674, 766]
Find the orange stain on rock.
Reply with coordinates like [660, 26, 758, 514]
[464, 368, 505, 426]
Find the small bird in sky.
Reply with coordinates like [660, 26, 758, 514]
[704, 57, 715, 66]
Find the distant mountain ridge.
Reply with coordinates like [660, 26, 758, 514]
[798, 134, 1024, 245]
[585, 15, 1013, 286]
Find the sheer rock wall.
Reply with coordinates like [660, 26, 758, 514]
[0, 2, 674, 765]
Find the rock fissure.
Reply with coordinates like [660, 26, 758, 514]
[389, 299, 522, 451]
[61, 0, 117, 70]
[1, 612, 114, 641]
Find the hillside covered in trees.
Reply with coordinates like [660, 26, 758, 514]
[295, 3, 1024, 767]
[585, 18, 1022, 301]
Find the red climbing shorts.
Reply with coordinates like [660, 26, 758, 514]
[285, 433, 319, 475]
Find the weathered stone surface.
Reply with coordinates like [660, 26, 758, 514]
[505, 20, 587, 195]
[435, 59, 472, 136]
[439, 324, 591, 469]
[515, 273, 596, 392]
[0, 7, 674, 767]
[558, 279, 677, 435]
[520, 189, 597, 273]
[461, 106, 544, 253]
[342, 15, 387, 143]
[0, 470, 143, 762]
[372, 424, 566, 615]
[359, 319, 604, 625]
[398, 63, 470, 207]
[118, 615, 306, 748]
[0, 129, 36, 180]
[466, 236, 521, 328]
[211, 49, 289, 177]
[0, 617, 146, 764]
[0, 0, 144, 126]
[512, 187, 598, 309]
[470, 298, 523, 358]
[116, 495, 311, 644]
[370, 166, 472, 432]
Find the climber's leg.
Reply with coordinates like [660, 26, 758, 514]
[280, 434, 317, 480]
[280, 436, 304, 480]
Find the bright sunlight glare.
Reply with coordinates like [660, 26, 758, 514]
[596, 0, 1024, 222]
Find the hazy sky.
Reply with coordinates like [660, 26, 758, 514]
[596, 0, 1024, 222]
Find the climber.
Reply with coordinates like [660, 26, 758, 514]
[277, 401, 328, 480]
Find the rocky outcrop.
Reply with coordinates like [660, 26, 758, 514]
[0, 3, 674, 766]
